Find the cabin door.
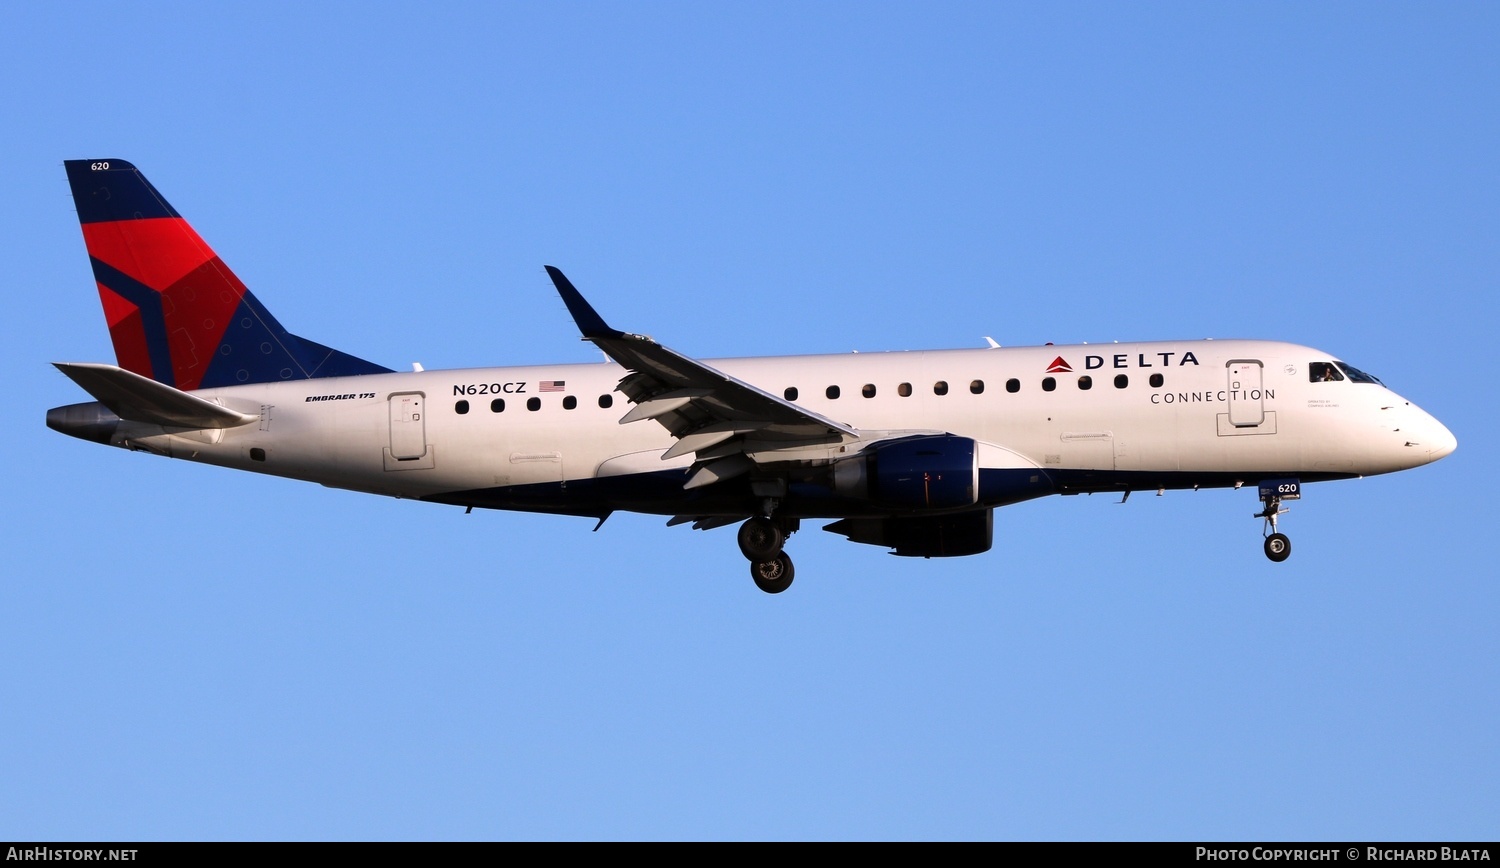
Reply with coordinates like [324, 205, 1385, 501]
[1226, 360, 1265, 428]
[388, 392, 428, 460]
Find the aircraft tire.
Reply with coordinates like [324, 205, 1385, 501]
[1264, 533, 1292, 563]
[751, 553, 795, 594]
[738, 516, 785, 562]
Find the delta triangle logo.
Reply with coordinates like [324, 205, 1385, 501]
[1045, 356, 1073, 373]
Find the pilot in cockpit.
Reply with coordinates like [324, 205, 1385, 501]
[1311, 362, 1343, 382]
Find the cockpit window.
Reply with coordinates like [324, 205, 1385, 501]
[1335, 362, 1383, 385]
[1309, 362, 1344, 383]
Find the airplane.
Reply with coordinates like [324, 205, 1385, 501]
[47, 159, 1458, 593]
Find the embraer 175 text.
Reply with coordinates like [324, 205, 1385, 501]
[48, 160, 1457, 593]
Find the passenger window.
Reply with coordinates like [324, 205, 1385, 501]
[527, 397, 541, 411]
[1149, 373, 1164, 388]
[934, 381, 949, 396]
[898, 382, 912, 397]
[598, 394, 612, 409]
[563, 395, 577, 410]
[826, 385, 840, 400]
[970, 380, 984, 394]
[1005, 378, 1020, 393]
[1042, 377, 1056, 392]
[1310, 361, 1345, 383]
[455, 400, 470, 414]
[1077, 376, 1092, 390]
[862, 384, 876, 398]
[1114, 374, 1128, 389]
[784, 387, 798, 401]
[491, 398, 505, 413]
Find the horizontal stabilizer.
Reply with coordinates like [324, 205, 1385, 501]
[53, 362, 258, 429]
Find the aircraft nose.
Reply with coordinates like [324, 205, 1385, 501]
[1426, 417, 1457, 461]
[1401, 404, 1456, 463]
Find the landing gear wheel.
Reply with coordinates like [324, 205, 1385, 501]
[738, 516, 785, 562]
[1264, 533, 1291, 563]
[751, 553, 795, 594]
[1254, 481, 1298, 564]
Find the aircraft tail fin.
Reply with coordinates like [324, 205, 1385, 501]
[63, 159, 391, 390]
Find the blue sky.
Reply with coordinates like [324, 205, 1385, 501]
[4, 2, 1496, 841]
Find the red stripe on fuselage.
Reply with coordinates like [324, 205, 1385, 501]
[98, 284, 153, 380]
[81, 217, 217, 293]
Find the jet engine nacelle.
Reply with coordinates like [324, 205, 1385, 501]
[824, 510, 994, 557]
[833, 434, 979, 510]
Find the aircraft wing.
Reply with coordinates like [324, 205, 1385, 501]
[546, 266, 859, 489]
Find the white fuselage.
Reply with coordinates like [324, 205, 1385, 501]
[100, 338, 1455, 516]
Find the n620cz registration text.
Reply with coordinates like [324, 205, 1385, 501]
[453, 382, 526, 396]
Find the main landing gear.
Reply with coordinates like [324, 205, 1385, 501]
[739, 514, 799, 594]
[1253, 478, 1300, 563]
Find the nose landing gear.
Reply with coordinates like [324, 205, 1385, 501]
[739, 513, 799, 593]
[1254, 478, 1300, 563]
[1262, 528, 1291, 562]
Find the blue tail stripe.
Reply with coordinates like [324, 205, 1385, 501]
[198, 295, 394, 388]
[88, 257, 176, 388]
[199, 294, 321, 387]
[291, 335, 395, 379]
[65, 160, 181, 224]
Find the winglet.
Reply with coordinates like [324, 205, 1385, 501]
[545, 266, 619, 339]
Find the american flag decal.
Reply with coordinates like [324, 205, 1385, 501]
[539, 380, 566, 392]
